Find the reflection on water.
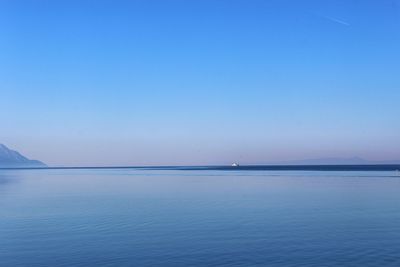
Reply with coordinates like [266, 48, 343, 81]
[0, 171, 17, 184]
[0, 171, 21, 196]
[1, 169, 400, 266]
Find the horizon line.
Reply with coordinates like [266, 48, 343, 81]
[1, 164, 400, 172]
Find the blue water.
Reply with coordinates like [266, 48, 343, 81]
[1, 169, 400, 266]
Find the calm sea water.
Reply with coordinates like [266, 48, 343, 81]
[1, 168, 400, 266]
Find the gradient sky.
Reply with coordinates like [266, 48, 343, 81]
[1, 0, 400, 166]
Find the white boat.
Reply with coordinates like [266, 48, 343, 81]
[231, 163, 239, 167]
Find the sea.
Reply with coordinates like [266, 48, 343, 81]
[1, 166, 400, 266]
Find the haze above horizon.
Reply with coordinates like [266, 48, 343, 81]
[1, 0, 400, 167]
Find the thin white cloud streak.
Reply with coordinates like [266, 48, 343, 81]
[323, 16, 350, 26]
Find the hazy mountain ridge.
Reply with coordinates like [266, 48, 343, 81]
[0, 144, 46, 168]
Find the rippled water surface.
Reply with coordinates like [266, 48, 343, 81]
[1, 169, 400, 266]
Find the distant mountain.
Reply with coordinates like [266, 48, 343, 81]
[271, 157, 400, 165]
[0, 144, 46, 168]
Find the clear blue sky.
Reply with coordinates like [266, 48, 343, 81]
[1, 0, 399, 166]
